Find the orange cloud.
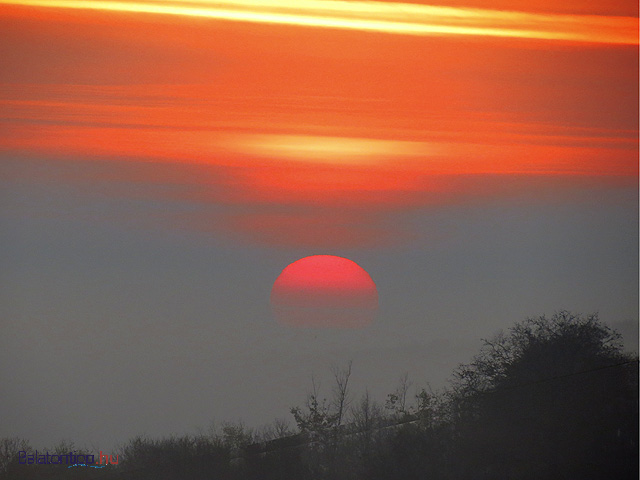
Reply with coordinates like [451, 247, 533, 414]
[0, 2, 636, 247]
[0, 0, 637, 44]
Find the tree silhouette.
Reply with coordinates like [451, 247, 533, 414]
[450, 311, 638, 480]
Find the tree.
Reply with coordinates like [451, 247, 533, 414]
[290, 362, 354, 440]
[384, 373, 413, 421]
[351, 390, 386, 460]
[0, 437, 31, 479]
[330, 361, 353, 428]
[289, 363, 357, 480]
[450, 311, 638, 480]
[290, 375, 338, 441]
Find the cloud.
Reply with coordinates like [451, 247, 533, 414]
[1, 0, 637, 44]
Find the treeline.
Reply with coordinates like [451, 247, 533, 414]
[2, 312, 638, 479]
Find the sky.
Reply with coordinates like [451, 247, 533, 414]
[0, 0, 638, 451]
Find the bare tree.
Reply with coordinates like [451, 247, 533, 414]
[290, 362, 354, 439]
[385, 372, 413, 419]
[352, 390, 385, 437]
[0, 437, 31, 474]
[330, 360, 353, 427]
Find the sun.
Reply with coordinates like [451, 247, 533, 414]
[270, 255, 378, 328]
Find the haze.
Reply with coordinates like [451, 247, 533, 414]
[0, 0, 637, 452]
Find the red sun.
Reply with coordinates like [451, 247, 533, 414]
[271, 255, 378, 328]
